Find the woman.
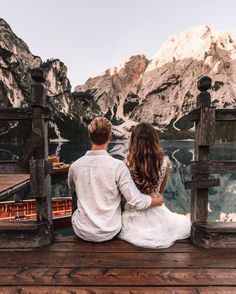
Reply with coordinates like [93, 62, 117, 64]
[119, 123, 191, 248]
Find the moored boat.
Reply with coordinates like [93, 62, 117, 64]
[0, 197, 72, 229]
[48, 156, 70, 175]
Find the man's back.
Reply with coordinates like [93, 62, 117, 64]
[69, 150, 124, 241]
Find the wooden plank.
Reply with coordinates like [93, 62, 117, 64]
[216, 109, 236, 121]
[44, 240, 205, 253]
[190, 108, 236, 121]
[0, 268, 235, 286]
[54, 235, 191, 243]
[190, 188, 197, 224]
[185, 178, 220, 189]
[20, 132, 43, 168]
[192, 223, 236, 249]
[0, 108, 33, 120]
[0, 107, 50, 120]
[0, 251, 236, 268]
[30, 78, 52, 227]
[0, 221, 39, 231]
[195, 188, 208, 223]
[191, 147, 210, 224]
[0, 161, 28, 174]
[1, 159, 53, 176]
[195, 107, 215, 146]
[0, 174, 30, 196]
[29, 159, 45, 198]
[191, 160, 236, 174]
[0, 286, 235, 294]
[196, 222, 236, 233]
[0, 221, 53, 248]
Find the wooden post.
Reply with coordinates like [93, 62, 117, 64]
[185, 77, 236, 248]
[30, 68, 52, 227]
[0, 68, 53, 248]
[191, 76, 215, 224]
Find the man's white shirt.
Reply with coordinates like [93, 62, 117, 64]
[68, 150, 152, 242]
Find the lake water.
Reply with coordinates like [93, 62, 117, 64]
[1, 139, 236, 222]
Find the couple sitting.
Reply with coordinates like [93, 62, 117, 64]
[68, 117, 191, 248]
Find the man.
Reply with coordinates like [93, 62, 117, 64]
[68, 117, 163, 242]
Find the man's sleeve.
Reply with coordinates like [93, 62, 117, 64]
[116, 162, 152, 210]
[68, 165, 75, 192]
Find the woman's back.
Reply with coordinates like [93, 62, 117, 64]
[126, 122, 164, 195]
[119, 123, 191, 249]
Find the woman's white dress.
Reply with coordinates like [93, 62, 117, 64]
[119, 157, 191, 248]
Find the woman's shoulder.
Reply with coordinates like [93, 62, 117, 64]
[160, 156, 168, 174]
[162, 156, 168, 167]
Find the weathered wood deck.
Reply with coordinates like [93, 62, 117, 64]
[0, 234, 236, 293]
[0, 174, 29, 198]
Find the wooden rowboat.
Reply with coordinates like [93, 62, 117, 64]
[52, 162, 70, 175]
[48, 156, 70, 176]
[0, 197, 72, 230]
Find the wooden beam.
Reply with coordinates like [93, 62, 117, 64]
[0, 221, 39, 231]
[19, 132, 43, 168]
[195, 107, 215, 146]
[191, 160, 236, 174]
[29, 159, 46, 198]
[1, 287, 236, 293]
[190, 108, 236, 121]
[192, 222, 236, 249]
[216, 109, 236, 121]
[0, 161, 28, 174]
[0, 221, 52, 248]
[1, 251, 236, 268]
[30, 75, 52, 227]
[0, 174, 30, 198]
[0, 268, 235, 286]
[0, 107, 50, 120]
[0, 160, 52, 175]
[185, 178, 220, 189]
[192, 135, 211, 224]
[195, 222, 236, 233]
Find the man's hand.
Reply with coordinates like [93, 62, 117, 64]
[151, 191, 161, 198]
[150, 193, 164, 207]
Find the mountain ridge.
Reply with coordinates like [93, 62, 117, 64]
[75, 25, 236, 137]
[1, 19, 236, 141]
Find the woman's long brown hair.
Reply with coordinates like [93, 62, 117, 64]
[127, 123, 164, 194]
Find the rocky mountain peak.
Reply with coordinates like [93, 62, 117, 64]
[75, 54, 149, 121]
[75, 25, 236, 138]
[146, 25, 213, 72]
[0, 19, 75, 142]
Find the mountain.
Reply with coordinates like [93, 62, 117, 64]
[0, 18, 71, 111]
[76, 25, 236, 138]
[75, 55, 149, 124]
[1, 19, 236, 141]
[0, 18, 99, 142]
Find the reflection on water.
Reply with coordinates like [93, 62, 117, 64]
[0, 140, 236, 221]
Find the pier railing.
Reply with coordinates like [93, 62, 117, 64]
[0, 68, 53, 248]
[0, 70, 236, 249]
[185, 76, 236, 248]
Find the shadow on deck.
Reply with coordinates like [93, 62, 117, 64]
[0, 235, 236, 293]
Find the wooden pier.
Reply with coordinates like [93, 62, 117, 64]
[0, 235, 236, 293]
[0, 173, 29, 198]
[1, 71, 236, 292]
